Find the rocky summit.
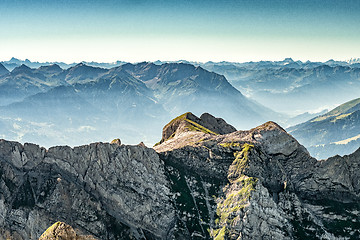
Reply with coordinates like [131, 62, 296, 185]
[0, 112, 360, 239]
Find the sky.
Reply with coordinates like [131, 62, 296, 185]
[1, 0, 360, 63]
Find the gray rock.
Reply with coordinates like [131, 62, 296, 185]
[1, 113, 360, 239]
[0, 141, 174, 239]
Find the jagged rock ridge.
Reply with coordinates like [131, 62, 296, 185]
[1, 112, 360, 239]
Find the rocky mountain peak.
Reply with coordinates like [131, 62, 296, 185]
[1, 112, 360, 239]
[37, 64, 62, 73]
[250, 121, 302, 155]
[11, 64, 32, 74]
[159, 112, 236, 144]
[0, 63, 9, 76]
[199, 112, 237, 134]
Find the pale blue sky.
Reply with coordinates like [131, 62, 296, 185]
[1, 0, 359, 63]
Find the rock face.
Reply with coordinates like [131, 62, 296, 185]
[0, 141, 174, 239]
[155, 113, 360, 239]
[1, 112, 360, 239]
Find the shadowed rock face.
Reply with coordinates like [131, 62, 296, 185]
[1, 112, 360, 239]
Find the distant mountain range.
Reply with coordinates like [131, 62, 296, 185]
[0, 61, 277, 147]
[0, 57, 127, 71]
[289, 98, 360, 159]
[3, 57, 360, 72]
[199, 59, 360, 115]
[1, 57, 360, 156]
[4, 57, 359, 116]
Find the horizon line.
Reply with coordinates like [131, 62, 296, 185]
[1, 56, 360, 65]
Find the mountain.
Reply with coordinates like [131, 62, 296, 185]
[2, 85, 100, 121]
[201, 62, 360, 115]
[0, 81, 167, 147]
[118, 62, 280, 129]
[57, 63, 109, 84]
[36, 64, 63, 75]
[0, 85, 108, 146]
[0, 65, 52, 106]
[0, 58, 126, 71]
[1, 113, 360, 239]
[0, 64, 70, 106]
[288, 97, 360, 159]
[1, 57, 52, 71]
[3, 58, 360, 117]
[0, 62, 278, 147]
[73, 68, 166, 121]
[283, 109, 328, 127]
[0, 63, 9, 76]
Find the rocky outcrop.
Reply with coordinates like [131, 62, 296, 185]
[110, 138, 121, 145]
[1, 112, 360, 239]
[38, 221, 97, 240]
[159, 112, 236, 144]
[0, 140, 174, 239]
[156, 114, 360, 239]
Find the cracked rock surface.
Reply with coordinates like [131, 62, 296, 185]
[0, 141, 174, 239]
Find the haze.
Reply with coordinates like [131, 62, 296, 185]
[1, 0, 360, 63]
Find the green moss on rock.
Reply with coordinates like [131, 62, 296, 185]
[184, 119, 218, 135]
[211, 143, 257, 240]
[228, 143, 253, 181]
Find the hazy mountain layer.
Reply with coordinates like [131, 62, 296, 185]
[201, 60, 360, 115]
[0, 62, 274, 147]
[117, 62, 279, 126]
[289, 98, 360, 159]
[0, 57, 126, 71]
[0, 63, 9, 77]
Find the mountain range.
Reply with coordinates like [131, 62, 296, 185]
[0, 61, 277, 147]
[2, 56, 360, 239]
[1, 58, 360, 157]
[4, 57, 360, 116]
[199, 59, 360, 116]
[0, 57, 126, 71]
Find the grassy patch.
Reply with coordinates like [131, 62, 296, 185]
[220, 142, 242, 148]
[163, 112, 191, 130]
[213, 226, 227, 240]
[184, 119, 218, 135]
[228, 143, 253, 180]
